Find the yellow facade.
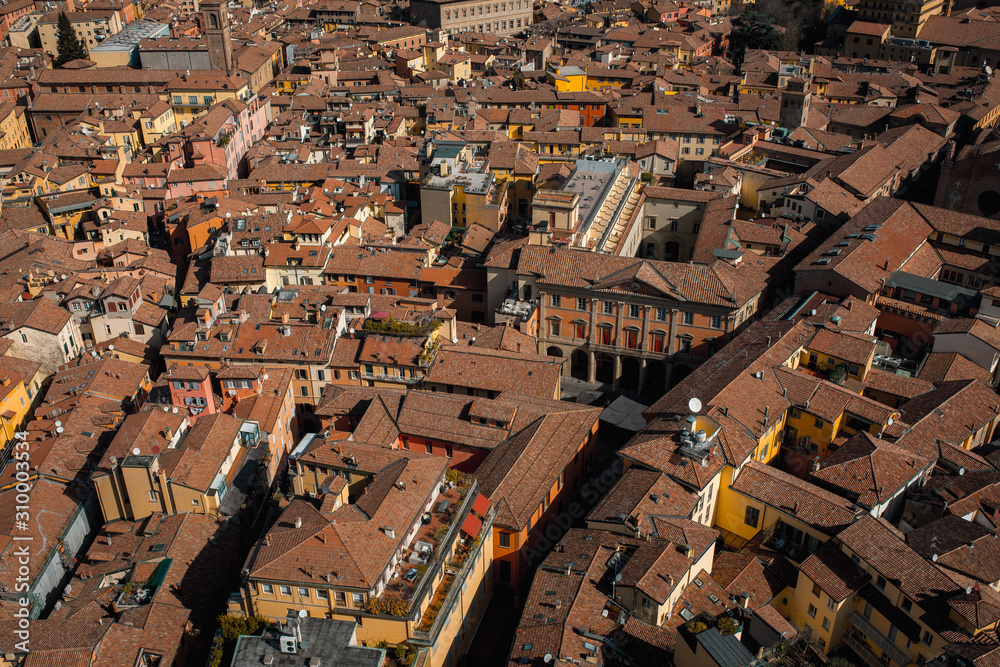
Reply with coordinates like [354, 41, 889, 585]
[0, 378, 31, 455]
[0, 105, 31, 151]
[162, 83, 251, 126]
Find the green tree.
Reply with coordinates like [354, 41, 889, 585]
[728, 10, 778, 73]
[55, 13, 88, 67]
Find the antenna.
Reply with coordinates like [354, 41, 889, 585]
[688, 397, 702, 413]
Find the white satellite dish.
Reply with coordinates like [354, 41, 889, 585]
[320, 304, 326, 311]
[226, 212, 232, 218]
[55, 420, 62, 427]
[132, 447, 141, 455]
[298, 609, 308, 618]
[263, 374, 269, 380]
[172, 407, 178, 414]
[349, 328, 355, 335]
[688, 397, 702, 414]
[544, 655, 553, 664]
[56, 427, 64, 434]
[108, 344, 115, 350]
[887, 417, 894, 426]
[163, 406, 170, 412]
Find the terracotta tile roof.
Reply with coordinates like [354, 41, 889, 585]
[812, 432, 930, 510]
[732, 461, 859, 532]
[907, 515, 1000, 585]
[516, 245, 766, 308]
[863, 367, 934, 401]
[807, 327, 876, 367]
[838, 514, 959, 609]
[0, 298, 71, 335]
[475, 405, 599, 531]
[798, 540, 869, 602]
[934, 317, 1000, 352]
[586, 467, 697, 531]
[795, 199, 934, 296]
[711, 550, 793, 608]
[919, 353, 994, 385]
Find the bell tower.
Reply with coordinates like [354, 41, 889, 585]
[201, 0, 234, 76]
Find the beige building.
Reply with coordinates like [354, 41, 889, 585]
[37, 10, 124, 56]
[854, 0, 948, 38]
[94, 410, 252, 522]
[409, 0, 532, 36]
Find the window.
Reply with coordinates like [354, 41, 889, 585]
[625, 328, 639, 349]
[651, 332, 665, 353]
[812, 583, 821, 598]
[646, 216, 657, 229]
[827, 597, 836, 610]
[577, 297, 587, 311]
[574, 322, 587, 339]
[655, 308, 667, 321]
[598, 325, 613, 345]
[550, 295, 561, 307]
[815, 418, 824, 429]
[922, 630, 933, 646]
[603, 301, 614, 315]
[888, 625, 899, 642]
[297, 587, 309, 598]
[876, 575, 886, 591]
[710, 315, 722, 329]
[148, 490, 158, 502]
[548, 319, 561, 337]
[352, 593, 365, 607]
[316, 589, 328, 600]
[335, 591, 347, 605]
[628, 304, 640, 318]
[498, 532, 511, 548]
[822, 617, 831, 630]
[862, 602, 873, 620]
[20, 333, 27, 343]
[683, 312, 694, 325]
[261, 583, 273, 594]
[279, 585, 291, 596]
[901, 597, 912, 613]
[808, 603, 817, 618]
[744, 506, 760, 527]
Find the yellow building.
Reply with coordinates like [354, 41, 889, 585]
[161, 73, 253, 126]
[0, 356, 40, 461]
[238, 443, 495, 667]
[94, 410, 251, 522]
[138, 100, 178, 146]
[0, 103, 31, 151]
[547, 65, 587, 92]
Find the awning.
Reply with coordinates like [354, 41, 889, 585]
[461, 513, 483, 539]
[471, 493, 490, 518]
[600, 395, 649, 432]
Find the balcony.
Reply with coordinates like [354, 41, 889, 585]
[846, 612, 911, 667]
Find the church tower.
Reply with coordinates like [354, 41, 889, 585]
[201, 0, 234, 76]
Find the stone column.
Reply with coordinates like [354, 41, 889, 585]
[638, 357, 647, 391]
[587, 350, 596, 383]
[613, 354, 622, 388]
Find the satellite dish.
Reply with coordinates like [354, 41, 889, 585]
[55, 420, 62, 427]
[226, 212, 232, 218]
[349, 328, 355, 335]
[163, 406, 170, 412]
[810, 309, 817, 316]
[887, 417, 894, 426]
[56, 427, 64, 434]
[108, 344, 114, 350]
[172, 407, 178, 414]
[298, 609, 308, 618]
[615, 573, 622, 582]
[132, 447, 141, 455]
[263, 374, 269, 380]
[688, 397, 702, 414]
[320, 304, 326, 311]
[544, 655, 553, 664]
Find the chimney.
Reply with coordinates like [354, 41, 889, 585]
[295, 517, 303, 529]
[738, 591, 751, 608]
[282, 312, 290, 324]
[165, 426, 173, 440]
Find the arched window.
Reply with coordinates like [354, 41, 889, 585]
[547, 316, 561, 338]
[623, 326, 640, 349]
[208, 13, 219, 28]
[597, 323, 614, 346]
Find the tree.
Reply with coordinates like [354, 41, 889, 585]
[728, 10, 778, 73]
[55, 13, 88, 67]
